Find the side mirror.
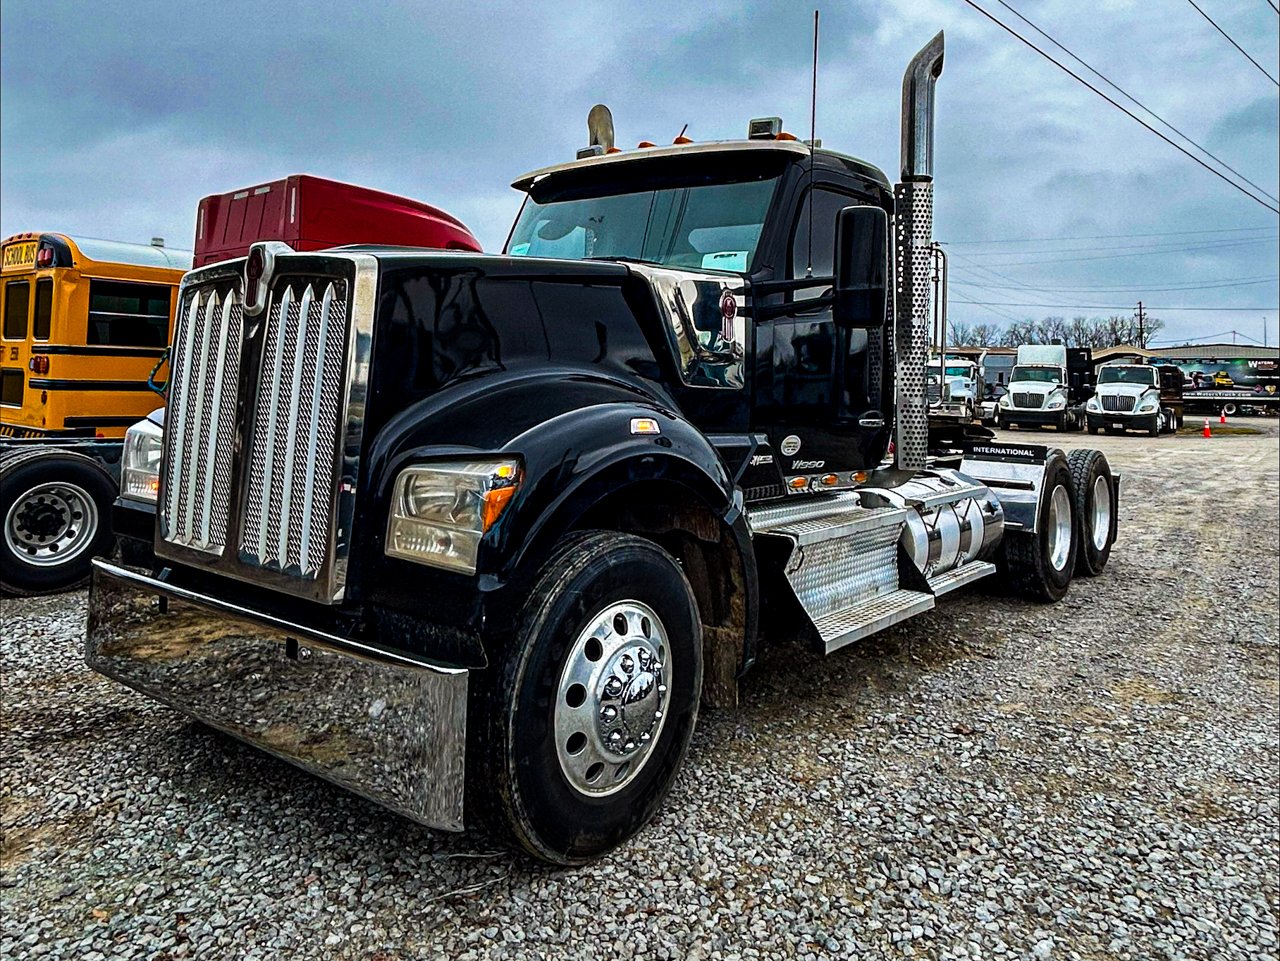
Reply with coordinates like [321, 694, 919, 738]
[833, 206, 888, 328]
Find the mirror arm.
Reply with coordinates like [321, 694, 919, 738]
[749, 294, 834, 321]
[750, 275, 836, 296]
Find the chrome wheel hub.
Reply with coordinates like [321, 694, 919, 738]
[1090, 474, 1112, 552]
[4, 482, 98, 567]
[555, 601, 670, 796]
[1046, 484, 1072, 572]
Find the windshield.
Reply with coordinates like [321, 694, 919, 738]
[1098, 366, 1156, 386]
[1011, 365, 1061, 384]
[506, 176, 778, 271]
[944, 365, 970, 377]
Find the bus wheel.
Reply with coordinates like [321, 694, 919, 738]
[1, 450, 116, 595]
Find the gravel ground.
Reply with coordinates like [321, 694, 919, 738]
[2, 421, 1277, 960]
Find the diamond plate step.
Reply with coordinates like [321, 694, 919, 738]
[928, 560, 998, 597]
[811, 588, 936, 655]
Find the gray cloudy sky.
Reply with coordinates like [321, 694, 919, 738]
[2, 0, 1277, 345]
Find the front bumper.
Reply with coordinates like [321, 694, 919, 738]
[999, 408, 1065, 427]
[1087, 412, 1158, 431]
[85, 560, 469, 831]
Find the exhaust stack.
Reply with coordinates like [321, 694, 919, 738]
[893, 31, 945, 472]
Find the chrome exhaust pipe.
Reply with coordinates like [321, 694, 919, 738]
[893, 31, 945, 472]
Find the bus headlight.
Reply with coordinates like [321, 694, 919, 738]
[121, 417, 164, 503]
[386, 459, 521, 574]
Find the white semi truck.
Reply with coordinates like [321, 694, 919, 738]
[1086, 364, 1180, 436]
[998, 344, 1089, 432]
[926, 354, 985, 422]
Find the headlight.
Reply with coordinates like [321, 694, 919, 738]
[386, 459, 521, 573]
[1046, 395, 1066, 409]
[999, 395, 1012, 408]
[1138, 399, 1158, 412]
[1086, 397, 1101, 411]
[121, 417, 163, 503]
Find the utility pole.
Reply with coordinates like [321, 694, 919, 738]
[1135, 301, 1146, 348]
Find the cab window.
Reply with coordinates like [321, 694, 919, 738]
[33, 279, 53, 341]
[789, 188, 861, 292]
[3, 281, 29, 339]
[87, 280, 169, 347]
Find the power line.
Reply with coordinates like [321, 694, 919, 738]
[1266, 0, 1280, 16]
[1186, 0, 1280, 85]
[958, 0, 1280, 214]
[950, 234, 1278, 258]
[951, 274, 1280, 292]
[995, 0, 1280, 203]
[950, 236, 1278, 267]
[944, 224, 1279, 245]
[953, 298, 1280, 311]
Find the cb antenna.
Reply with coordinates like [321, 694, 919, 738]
[805, 9, 819, 277]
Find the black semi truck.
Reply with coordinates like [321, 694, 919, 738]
[86, 33, 1121, 864]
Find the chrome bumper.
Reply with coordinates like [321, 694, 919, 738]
[85, 560, 468, 831]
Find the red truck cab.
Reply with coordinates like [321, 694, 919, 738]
[194, 174, 482, 267]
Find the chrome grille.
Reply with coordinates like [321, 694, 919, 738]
[240, 279, 349, 578]
[1012, 392, 1044, 409]
[161, 284, 244, 553]
[1102, 394, 1135, 412]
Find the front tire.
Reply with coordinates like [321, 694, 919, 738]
[471, 531, 703, 864]
[1, 450, 116, 595]
[998, 450, 1077, 602]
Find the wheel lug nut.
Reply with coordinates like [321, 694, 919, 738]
[620, 655, 634, 674]
[601, 706, 617, 721]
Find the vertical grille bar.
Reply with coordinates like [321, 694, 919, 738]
[297, 283, 336, 572]
[162, 293, 202, 536]
[247, 285, 294, 564]
[197, 292, 241, 547]
[274, 284, 314, 570]
[181, 290, 219, 545]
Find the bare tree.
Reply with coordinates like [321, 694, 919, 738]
[970, 322, 1000, 346]
[948, 321, 974, 347]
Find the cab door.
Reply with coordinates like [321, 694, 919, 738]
[752, 185, 888, 476]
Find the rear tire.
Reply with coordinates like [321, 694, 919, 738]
[470, 531, 702, 864]
[1067, 449, 1114, 577]
[1, 450, 116, 595]
[998, 450, 1077, 602]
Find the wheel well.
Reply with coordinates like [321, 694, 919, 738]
[574, 480, 748, 709]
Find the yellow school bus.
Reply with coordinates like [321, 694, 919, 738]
[1, 232, 190, 595]
[1, 232, 190, 437]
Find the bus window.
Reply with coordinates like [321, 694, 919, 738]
[3, 281, 29, 340]
[87, 280, 170, 347]
[0, 369, 22, 407]
[33, 279, 53, 340]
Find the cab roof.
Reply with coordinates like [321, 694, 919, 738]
[511, 140, 891, 193]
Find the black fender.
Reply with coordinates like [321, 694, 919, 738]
[355, 370, 758, 675]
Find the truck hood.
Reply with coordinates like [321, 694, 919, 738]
[1097, 383, 1157, 399]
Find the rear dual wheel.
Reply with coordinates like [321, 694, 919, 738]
[471, 531, 702, 864]
[999, 450, 1077, 602]
[1068, 448, 1115, 576]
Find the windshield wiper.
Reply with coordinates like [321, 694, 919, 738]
[582, 255, 662, 266]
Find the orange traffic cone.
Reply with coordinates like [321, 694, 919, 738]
[1203, 418, 1211, 438]
[1219, 409, 1227, 424]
